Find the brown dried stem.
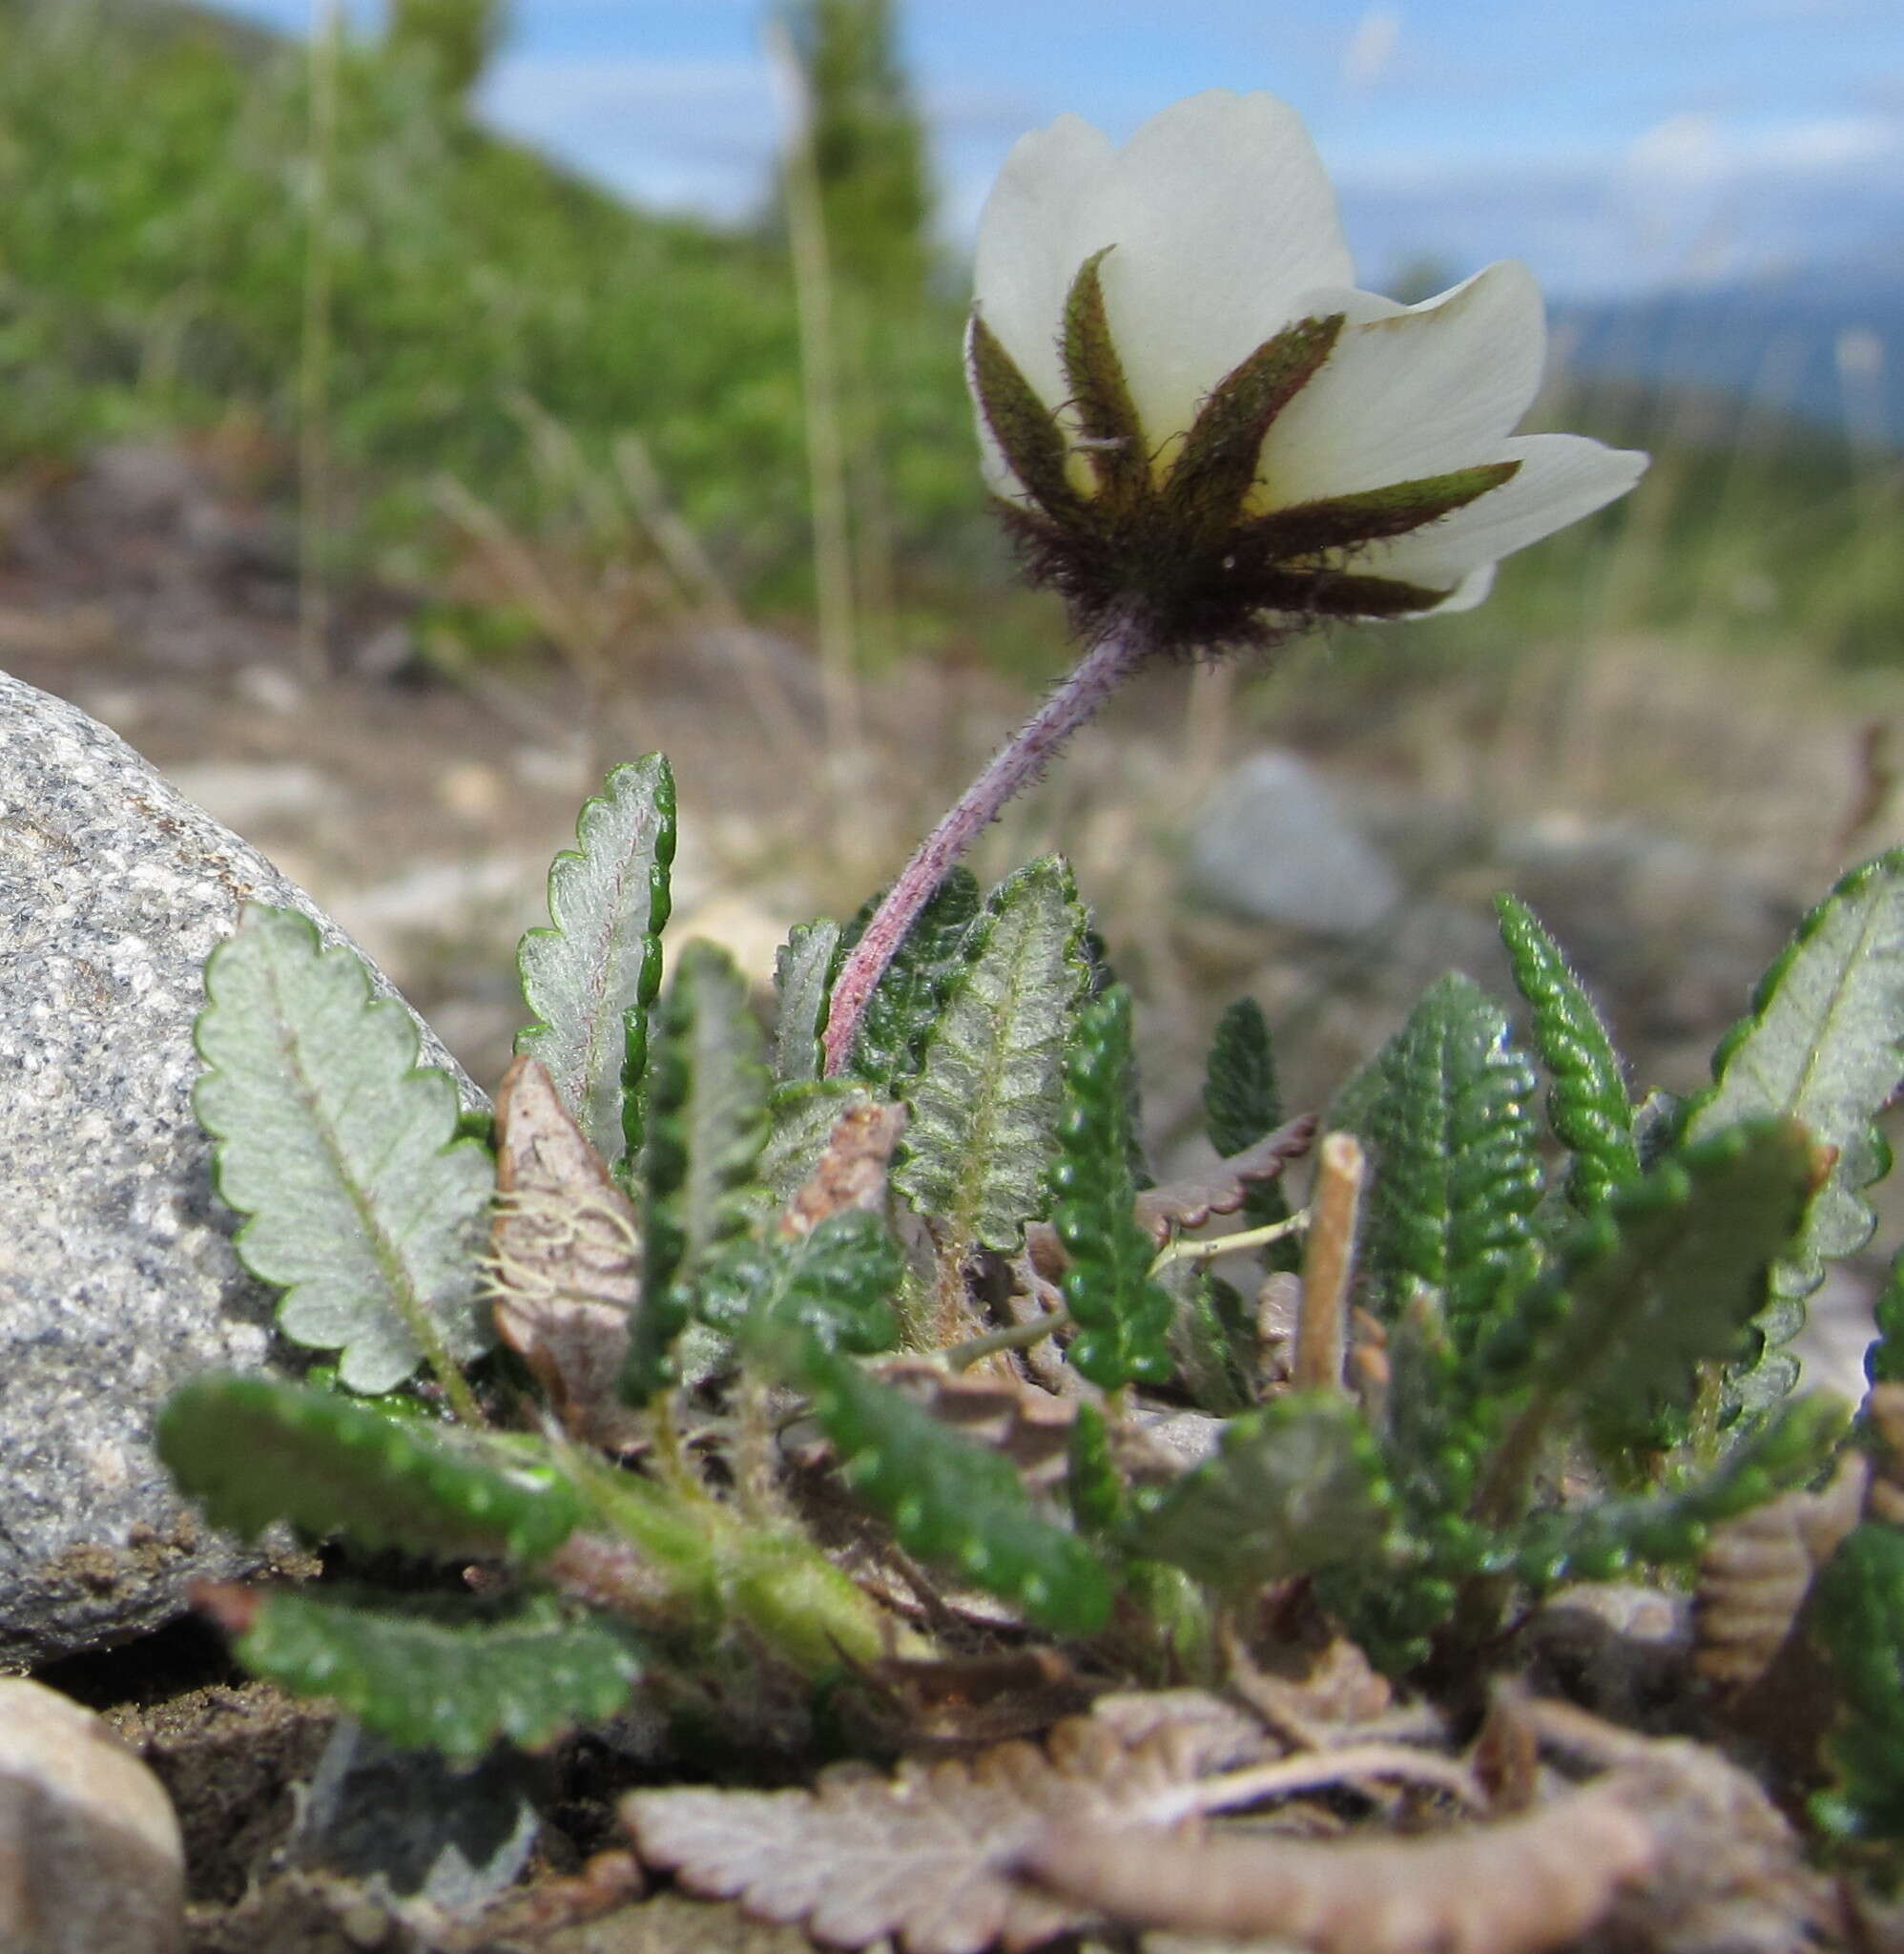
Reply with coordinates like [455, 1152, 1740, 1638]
[1293, 1133, 1365, 1393]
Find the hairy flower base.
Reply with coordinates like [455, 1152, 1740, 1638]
[969, 264, 1523, 653]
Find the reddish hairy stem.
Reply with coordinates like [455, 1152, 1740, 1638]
[821, 614, 1149, 1077]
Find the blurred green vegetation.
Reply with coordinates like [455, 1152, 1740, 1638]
[0, 0, 1896, 675]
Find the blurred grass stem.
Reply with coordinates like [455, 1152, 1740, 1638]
[296, 0, 341, 683]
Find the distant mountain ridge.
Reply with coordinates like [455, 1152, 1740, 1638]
[1551, 274, 1902, 447]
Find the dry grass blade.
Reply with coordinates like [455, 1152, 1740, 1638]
[779, 1101, 906, 1238]
[1024, 1780, 1655, 1954]
[1696, 1450, 1868, 1688]
[625, 1706, 1249, 1954]
[1132, 1112, 1318, 1241]
[487, 1055, 645, 1449]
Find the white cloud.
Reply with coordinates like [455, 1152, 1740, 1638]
[1341, 7, 1403, 91]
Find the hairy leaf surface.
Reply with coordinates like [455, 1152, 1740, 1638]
[159, 1374, 581, 1561]
[224, 1585, 642, 1763]
[840, 867, 983, 1091]
[772, 1335, 1110, 1633]
[623, 941, 769, 1402]
[773, 919, 841, 1085]
[517, 756, 675, 1168]
[1051, 987, 1173, 1388]
[1127, 1394, 1393, 1591]
[1202, 996, 1296, 1251]
[1687, 847, 1904, 1388]
[1495, 893, 1639, 1213]
[196, 904, 493, 1393]
[896, 859, 1091, 1254]
[1343, 972, 1542, 1345]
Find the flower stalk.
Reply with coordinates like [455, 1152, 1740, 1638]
[820, 610, 1149, 1074]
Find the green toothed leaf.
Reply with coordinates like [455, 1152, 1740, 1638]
[1478, 1118, 1827, 1461]
[1066, 1400, 1126, 1538]
[195, 904, 493, 1395]
[838, 868, 983, 1091]
[1344, 972, 1543, 1348]
[1202, 996, 1296, 1255]
[1811, 1522, 1904, 1848]
[228, 1585, 643, 1763]
[1060, 247, 1149, 509]
[773, 920, 841, 1085]
[1127, 1393, 1394, 1593]
[1686, 848, 1904, 1400]
[1495, 893, 1639, 1214]
[697, 1210, 900, 1354]
[622, 942, 769, 1403]
[1051, 986, 1174, 1389]
[1506, 1392, 1849, 1591]
[1868, 1247, 1904, 1388]
[517, 756, 675, 1169]
[767, 1333, 1110, 1633]
[894, 859, 1092, 1255]
[158, 1375, 581, 1562]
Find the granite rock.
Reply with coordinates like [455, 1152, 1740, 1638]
[0, 673, 482, 1669]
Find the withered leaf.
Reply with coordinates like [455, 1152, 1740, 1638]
[488, 1054, 645, 1450]
[780, 1101, 907, 1240]
[625, 1710, 1214, 1954]
[870, 1357, 1076, 1491]
[1024, 1779, 1655, 1954]
[1133, 1114, 1317, 1242]
[1695, 1450, 1868, 1689]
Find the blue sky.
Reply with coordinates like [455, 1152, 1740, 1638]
[221, 0, 1904, 298]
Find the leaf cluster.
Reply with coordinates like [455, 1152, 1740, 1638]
[162, 761, 1901, 1805]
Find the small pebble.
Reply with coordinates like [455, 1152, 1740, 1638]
[0, 1677, 185, 1953]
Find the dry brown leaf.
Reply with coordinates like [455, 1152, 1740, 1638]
[779, 1102, 906, 1239]
[487, 1055, 645, 1451]
[1023, 1780, 1655, 1954]
[624, 1715, 1196, 1954]
[867, 1358, 1076, 1491]
[1132, 1114, 1319, 1243]
[1695, 1451, 1868, 1688]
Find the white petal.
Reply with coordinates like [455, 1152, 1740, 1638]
[972, 113, 1119, 417]
[1260, 261, 1548, 506]
[1091, 92, 1356, 447]
[1363, 432, 1649, 585]
[1418, 562, 1496, 614]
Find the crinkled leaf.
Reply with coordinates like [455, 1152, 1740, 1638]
[195, 904, 493, 1394]
[699, 1210, 901, 1353]
[1341, 972, 1543, 1346]
[896, 859, 1092, 1255]
[625, 1709, 1213, 1954]
[1127, 1394, 1393, 1591]
[773, 919, 841, 1085]
[158, 1374, 581, 1562]
[218, 1584, 642, 1764]
[516, 755, 676, 1168]
[487, 1056, 644, 1450]
[1812, 1521, 1904, 1846]
[840, 867, 984, 1092]
[623, 941, 770, 1403]
[759, 1080, 883, 1210]
[1051, 986, 1174, 1388]
[1495, 893, 1639, 1214]
[1201, 997, 1298, 1255]
[1478, 1118, 1827, 1457]
[768, 1333, 1110, 1633]
[1687, 847, 1904, 1393]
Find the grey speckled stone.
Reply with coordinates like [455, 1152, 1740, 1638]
[0, 673, 483, 1669]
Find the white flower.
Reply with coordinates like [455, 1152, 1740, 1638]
[965, 90, 1646, 642]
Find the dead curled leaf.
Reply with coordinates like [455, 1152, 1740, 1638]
[779, 1101, 906, 1239]
[486, 1055, 646, 1451]
[1022, 1780, 1656, 1954]
[625, 1704, 1271, 1954]
[1131, 1113, 1318, 1242]
[1695, 1450, 1868, 1689]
